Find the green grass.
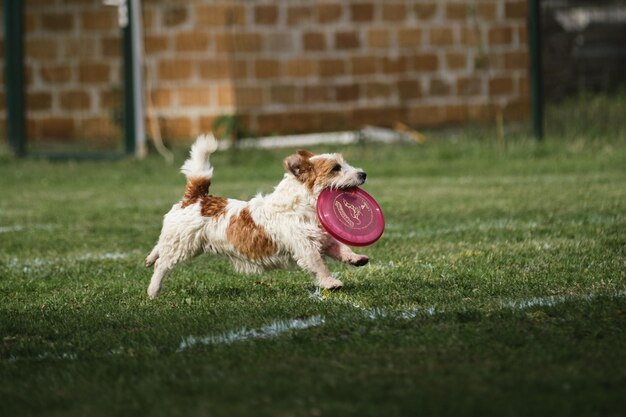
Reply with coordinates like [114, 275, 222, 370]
[1, 101, 626, 416]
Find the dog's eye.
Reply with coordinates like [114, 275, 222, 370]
[331, 163, 342, 172]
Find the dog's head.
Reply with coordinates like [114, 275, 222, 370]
[283, 150, 366, 193]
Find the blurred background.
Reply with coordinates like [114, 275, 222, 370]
[0, 0, 625, 156]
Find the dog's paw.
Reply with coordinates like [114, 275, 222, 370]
[147, 286, 160, 300]
[317, 277, 344, 290]
[145, 253, 159, 267]
[350, 255, 369, 267]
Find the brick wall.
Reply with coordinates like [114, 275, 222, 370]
[0, 0, 530, 143]
[0, 0, 124, 145]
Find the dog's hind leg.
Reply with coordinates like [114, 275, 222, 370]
[145, 245, 160, 267]
[147, 258, 175, 299]
[147, 260, 169, 299]
[147, 244, 202, 298]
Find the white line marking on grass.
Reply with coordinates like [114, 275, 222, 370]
[311, 289, 440, 320]
[4, 252, 134, 270]
[37, 352, 78, 361]
[356, 305, 440, 320]
[0, 225, 24, 233]
[502, 290, 626, 310]
[73, 252, 131, 261]
[177, 316, 325, 352]
[0, 224, 57, 234]
[362, 261, 400, 273]
[503, 295, 568, 309]
[313, 289, 626, 321]
[7, 351, 79, 363]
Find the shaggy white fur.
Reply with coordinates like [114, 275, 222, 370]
[146, 134, 369, 299]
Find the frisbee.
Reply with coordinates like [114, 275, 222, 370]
[317, 187, 385, 246]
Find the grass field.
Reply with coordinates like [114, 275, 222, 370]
[1, 100, 626, 416]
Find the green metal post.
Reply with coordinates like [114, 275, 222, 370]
[4, 0, 26, 156]
[123, 0, 136, 155]
[529, 0, 544, 140]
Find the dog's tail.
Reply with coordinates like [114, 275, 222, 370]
[180, 134, 219, 204]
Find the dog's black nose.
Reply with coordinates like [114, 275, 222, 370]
[358, 172, 367, 182]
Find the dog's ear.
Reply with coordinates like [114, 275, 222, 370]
[284, 151, 314, 179]
[297, 150, 315, 159]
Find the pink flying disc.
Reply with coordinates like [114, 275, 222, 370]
[317, 187, 385, 246]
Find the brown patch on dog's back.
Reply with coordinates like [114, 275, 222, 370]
[200, 196, 228, 218]
[226, 208, 277, 260]
[181, 176, 227, 217]
[181, 177, 210, 208]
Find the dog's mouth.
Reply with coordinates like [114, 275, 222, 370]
[329, 177, 367, 190]
[323, 171, 367, 191]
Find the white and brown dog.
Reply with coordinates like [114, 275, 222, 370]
[146, 134, 369, 299]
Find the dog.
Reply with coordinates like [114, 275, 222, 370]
[146, 134, 370, 299]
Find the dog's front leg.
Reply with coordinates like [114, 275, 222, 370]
[293, 248, 343, 290]
[323, 237, 369, 266]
